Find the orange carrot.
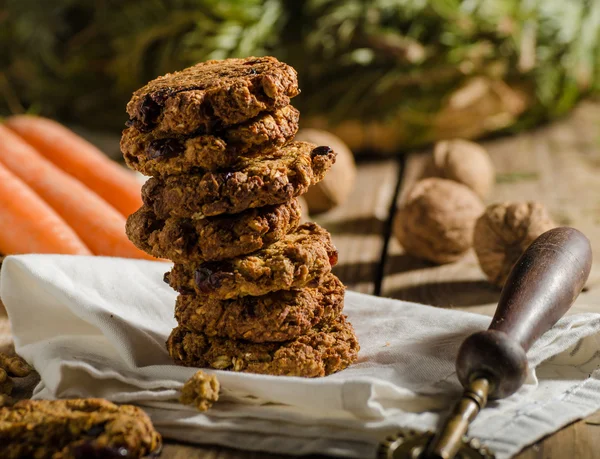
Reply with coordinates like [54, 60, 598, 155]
[0, 125, 154, 260]
[5, 115, 142, 218]
[0, 162, 91, 255]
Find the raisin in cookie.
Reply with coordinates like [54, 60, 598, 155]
[175, 273, 345, 342]
[0, 398, 162, 459]
[167, 315, 359, 377]
[126, 56, 299, 135]
[142, 141, 336, 219]
[127, 200, 301, 263]
[122, 105, 299, 176]
[165, 223, 338, 299]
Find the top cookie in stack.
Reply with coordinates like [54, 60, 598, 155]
[121, 57, 300, 175]
[123, 56, 359, 378]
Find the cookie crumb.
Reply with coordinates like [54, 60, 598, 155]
[0, 352, 32, 378]
[0, 352, 33, 400]
[180, 370, 220, 412]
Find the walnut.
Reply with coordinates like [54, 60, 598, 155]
[429, 139, 495, 199]
[295, 128, 356, 213]
[180, 370, 220, 412]
[474, 202, 556, 287]
[393, 178, 485, 264]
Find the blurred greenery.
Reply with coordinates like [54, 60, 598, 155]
[0, 0, 285, 127]
[1, 0, 600, 151]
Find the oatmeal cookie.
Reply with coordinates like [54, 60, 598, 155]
[122, 105, 299, 176]
[165, 223, 338, 299]
[0, 398, 162, 459]
[142, 141, 336, 219]
[126, 56, 299, 135]
[175, 273, 345, 342]
[167, 315, 359, 377]
[126, 199, 301, 263]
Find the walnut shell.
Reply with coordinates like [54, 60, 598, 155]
[393, 178, 485, 264]
[295, 128, 356, 213]
[430, 139, 495, 199]
[473, 202, 556, 287]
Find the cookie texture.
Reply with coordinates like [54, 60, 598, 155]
[165, 223, 338, 299]
[126, 199, 301, 263]
[126, 56, 299, 135]
[175, 273, 345, 342]
[0, 398, 162, 459]
[167, 315, 359, 377]
[142, 141, 336, 218]
[122, 105, 299, 176]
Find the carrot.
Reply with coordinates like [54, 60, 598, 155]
[5, 115, 142, 218]
[0, 125, 154, 260]
[0, 162, 91, 255]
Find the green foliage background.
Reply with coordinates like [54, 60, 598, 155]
[2, 0, 600, 150]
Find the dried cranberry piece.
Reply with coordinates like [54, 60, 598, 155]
[147, 138, 184, 160]
[138, 95, 162, 131]
[195, 263, 233, 292]
[195, 267, 213, 284]
[179, 287, 196, 295]
[195, 266, 219, 293]
[329, 249, 339, 266]
[310, 146, 333, 157]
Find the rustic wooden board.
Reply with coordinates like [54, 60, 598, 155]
[162, 443, 280, 459]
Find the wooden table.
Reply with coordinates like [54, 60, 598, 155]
[2, 101, 600, 458]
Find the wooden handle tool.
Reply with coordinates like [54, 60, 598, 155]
[423, 227, 592, 459]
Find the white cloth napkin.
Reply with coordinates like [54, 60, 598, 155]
[1, 255, 600, 458]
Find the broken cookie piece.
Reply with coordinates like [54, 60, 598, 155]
[0, 352, 33, 405]
[0, 398, 162, 458]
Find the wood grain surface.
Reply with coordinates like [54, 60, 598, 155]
[314, 159, 400, 294]
[1, 102, 600, 458]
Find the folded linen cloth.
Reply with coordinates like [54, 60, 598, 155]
[1, 254, 600, 458]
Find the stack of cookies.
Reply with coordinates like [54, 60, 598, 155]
[123, 56, 359, 377]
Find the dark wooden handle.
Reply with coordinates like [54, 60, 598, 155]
[457, 227, 592, 398]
